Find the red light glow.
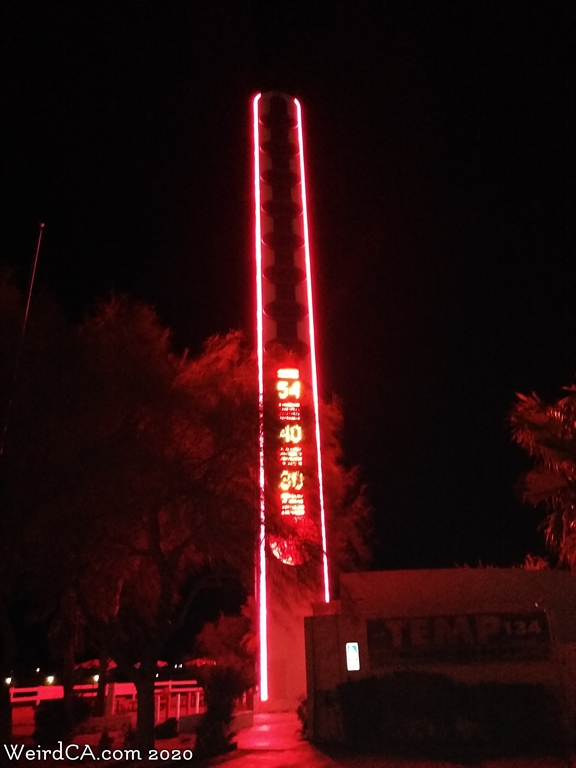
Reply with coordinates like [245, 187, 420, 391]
[253, 93, 268, 702]
[253, 91, 331, 704]
[294, 97, 331, 602]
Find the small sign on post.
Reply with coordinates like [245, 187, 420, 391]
[345, 642, 360, 671]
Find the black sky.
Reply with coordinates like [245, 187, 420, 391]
[2, 1, 575, 570]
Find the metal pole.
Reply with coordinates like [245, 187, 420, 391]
[0, 222, 45, 458]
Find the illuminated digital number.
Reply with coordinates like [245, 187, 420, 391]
[279, 470, 304, 491]
[279, 425, 303, 444]
[277, 380, 301, 400]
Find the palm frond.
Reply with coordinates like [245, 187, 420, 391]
[510, 385, 576, 569]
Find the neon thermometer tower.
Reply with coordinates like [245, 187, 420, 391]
[253, 92, 330, 706]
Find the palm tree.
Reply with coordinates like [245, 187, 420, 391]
[510, 386, 576, 568]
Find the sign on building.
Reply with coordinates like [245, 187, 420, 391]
[366, 612, 551, 667]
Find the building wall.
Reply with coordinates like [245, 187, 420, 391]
[305, 569, 576, 743]
[304, 613, 342, 740]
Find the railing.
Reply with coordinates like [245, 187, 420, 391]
[152, 681, 204, 722]
[10, 686, 65, 707]
[10, 680, 254, 725]
[10, 680, 205, 721]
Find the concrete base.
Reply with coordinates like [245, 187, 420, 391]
[263, 589, 311, 712]
[236, 712, 302, 750]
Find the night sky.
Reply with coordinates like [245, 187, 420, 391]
[2, 1, 575, 571]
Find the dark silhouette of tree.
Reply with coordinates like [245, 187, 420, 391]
[61, 300, 259, 753]
[0, 272, 79, 759]
[320, 396, 372, 576]
[1, 280, 371, 754]
[0, 283, 258, 752]
[510, 386, 576, 568]
[194, 598, 256, 686]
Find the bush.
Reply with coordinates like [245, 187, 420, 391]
[337, 672, 563, 759]
[154, 717, 178, 739]
[193, 666, 246, 759]
[296, 696, 308, 740]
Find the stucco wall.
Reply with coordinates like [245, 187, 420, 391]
[305, 569, 576, 743]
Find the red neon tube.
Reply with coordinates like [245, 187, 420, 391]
[295, 98, 331, 603]
[253, 93, 269, 701]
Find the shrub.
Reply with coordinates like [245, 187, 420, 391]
[336, 672, 563, 759]
[193, 666, 246, 759]
[154, 717, 178, 739]
[296, 696, 308, 740]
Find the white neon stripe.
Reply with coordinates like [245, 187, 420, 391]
[253, 93, 268, 700]
[295, 98, 331, 603]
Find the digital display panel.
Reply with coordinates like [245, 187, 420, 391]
[277, 368, 306, 519]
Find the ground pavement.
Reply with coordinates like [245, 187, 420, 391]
[210, 713, 574, 768]
[7, 709, 574, 767]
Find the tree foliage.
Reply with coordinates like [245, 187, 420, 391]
[1, 276, 372, 751]
[510, 386, 576, 568]
[194, 598, 256, 685]
[0, 272, 79, 760]
[0, 285, 260, 750]
[320, 396, 372, 575]
[67, 302, 259, 752]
